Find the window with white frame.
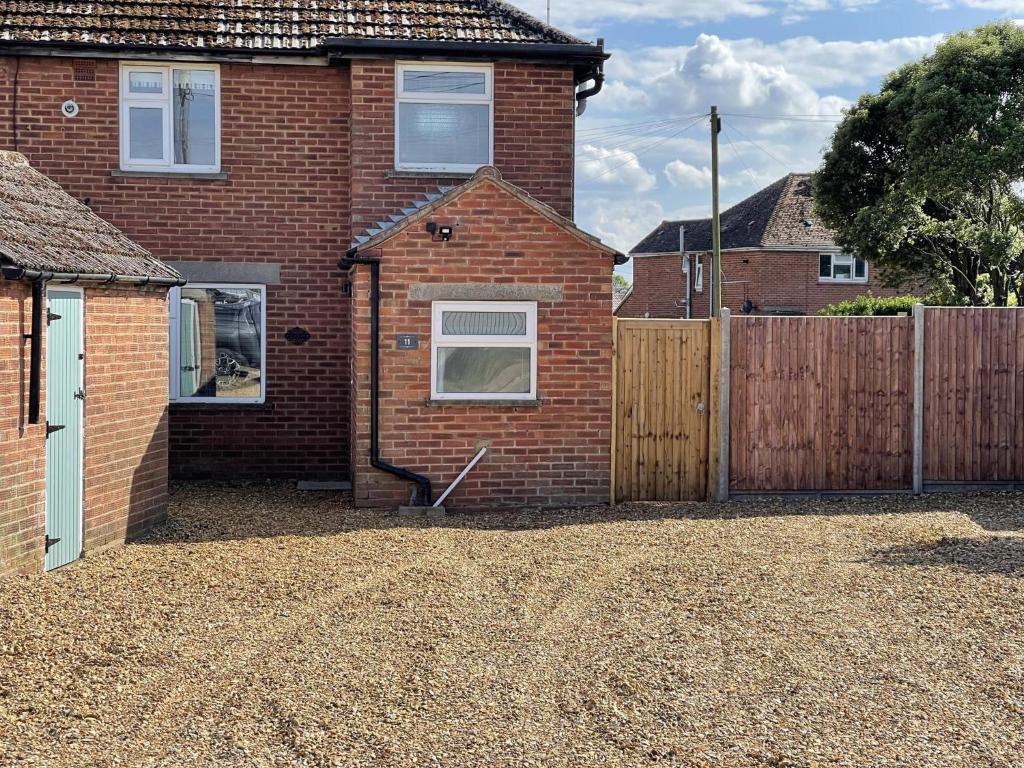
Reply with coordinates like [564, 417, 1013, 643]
[168, 284, 265, 403]
[431, 302, 536, 400]
[120, 63, 220, 172]
[396, 63, 493, 173]
[819, 252, 867, 282]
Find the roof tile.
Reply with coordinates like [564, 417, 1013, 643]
[0, 1, 582, 51]
[0, 151, 181, 280]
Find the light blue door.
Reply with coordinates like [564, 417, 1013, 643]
[45, 289, 84, 571]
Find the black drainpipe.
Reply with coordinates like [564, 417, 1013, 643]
[25, 278, 44, 424]
[340, 253, 432, 506]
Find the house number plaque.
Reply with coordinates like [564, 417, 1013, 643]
[396, 334, 419, 350]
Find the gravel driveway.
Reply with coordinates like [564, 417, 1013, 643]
[2, 485, 1023, 767]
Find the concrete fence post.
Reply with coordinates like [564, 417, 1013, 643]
[718, 308, 731, 501]
[912, 303, 925, 495]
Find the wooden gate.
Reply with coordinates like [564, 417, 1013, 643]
[612, 319, 714, 502]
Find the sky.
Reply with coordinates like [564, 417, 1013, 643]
[509, 0, 1023, 280]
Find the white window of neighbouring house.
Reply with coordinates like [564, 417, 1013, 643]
[168, 284, 265, 404]
[120, 63, 220, 172]
[819, 253, 867, 282]
[431, 302, 537, 400]
[396, 63, 493, 173]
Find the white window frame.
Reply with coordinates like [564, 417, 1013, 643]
[120, 62, 221, 173]
[819, 252, 868, 283]
[395, 62, 494, 174]
[168, 283, 266, 405]
[430, 301, 537, 401]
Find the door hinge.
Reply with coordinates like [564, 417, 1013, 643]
[47, 311, 62, 324]
[44, 535, 61, 553]
[45, 422, 66, 438]
[74, 388, 85, 401]
[181, 366, 197, 372]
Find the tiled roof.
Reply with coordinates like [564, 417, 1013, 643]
[631, 174, 836, 255]
[0, 0, 583, 51]
[0, 152, 182, 280]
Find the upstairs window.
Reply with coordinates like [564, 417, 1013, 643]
[120, 63, 220, 172]
[396, 63, 493, 173]
[431, 302, 536, 401]
[819, 253, 867, 283]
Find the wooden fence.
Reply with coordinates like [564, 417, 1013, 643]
[612, 307, 1024, 502]
[730, 316, 914, 492]
[611, 319, 715, 502]
[924, 309, 1024, 484]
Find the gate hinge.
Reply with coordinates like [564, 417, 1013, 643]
[45, 422, 66, 438]
[74, 388, 85, 401]
[44, 535, 61, 553]
[47, 311, 62, 324]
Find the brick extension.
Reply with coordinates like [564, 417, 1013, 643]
[349, 174, 613, 510]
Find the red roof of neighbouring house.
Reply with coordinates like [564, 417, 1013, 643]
[631, 174, 835, 255]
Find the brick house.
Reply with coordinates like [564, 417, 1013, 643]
[617, 174, 901, 319]
[0, 1, 623, 511]
[0, 151, 182, 575]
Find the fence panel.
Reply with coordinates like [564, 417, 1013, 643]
[613, 319, 711, 502]
[729, 316, 914, 492]
[924, 308, 1024, 483]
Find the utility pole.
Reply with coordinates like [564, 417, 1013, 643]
[710, 105, 722, 318]
[547, 0, 551, 24]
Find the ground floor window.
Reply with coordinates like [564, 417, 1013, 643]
[169, 284, 265, 403]
[430, 301, 537, 400]
[819, 252, 867, 282]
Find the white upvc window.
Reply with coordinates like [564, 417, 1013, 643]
[168, 284, 266, 404]
[120, 62, 220, 172]
[819, 252, 868, 283]
[395, 62, 494, 173]
[431, 301, 537, 401]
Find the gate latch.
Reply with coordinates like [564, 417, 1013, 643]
[696, 402, 706, 414]
[45, 422, 66, 438]
[74, 388, 85, 401]
[44, 535, 61, 553]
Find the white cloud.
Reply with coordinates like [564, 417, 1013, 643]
[579, 197, 669, 256]
[919, 0, 1024, 10]
[664, 160, 713, 188]
[577, 145, 657, 192]
[511, 0, 892, 31]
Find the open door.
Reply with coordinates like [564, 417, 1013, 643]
[44, 288, 84, 571]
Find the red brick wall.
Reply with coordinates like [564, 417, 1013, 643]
[0, 54, 578, 481]
[349, 59, 575, 241]
[350, 179, 612, 509]
[0, 283, 170, 576]
[618, 250, 906, 319]
[0, 282, 46, 575]
[83, 287, 170, 552]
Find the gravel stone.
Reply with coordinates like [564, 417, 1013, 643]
[1, 484, 1022, 767]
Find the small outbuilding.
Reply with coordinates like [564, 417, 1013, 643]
[0, 151, 183, 575]
[344, 167, 624, 510]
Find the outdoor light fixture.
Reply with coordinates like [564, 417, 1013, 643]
[426, 222, 454, 242]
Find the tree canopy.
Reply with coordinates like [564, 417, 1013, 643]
[814, 22, 1024, 306]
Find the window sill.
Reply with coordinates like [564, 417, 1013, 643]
[818, 279, 868, 285]
[424, 398, 543, 408]
[386, 168, 476, 180]
[170, 400, 273, 412]
[112, 169, 229, 181]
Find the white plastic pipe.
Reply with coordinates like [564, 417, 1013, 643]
[433, 447, 488, 507]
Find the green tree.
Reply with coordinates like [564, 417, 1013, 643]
[613, 273, 630, 291]
[814, 22, 1024, 306]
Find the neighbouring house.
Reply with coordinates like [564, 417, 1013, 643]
[0, 151, 183, 575]
[0, 1, 622, 511]
[617, 174, 902, 319]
